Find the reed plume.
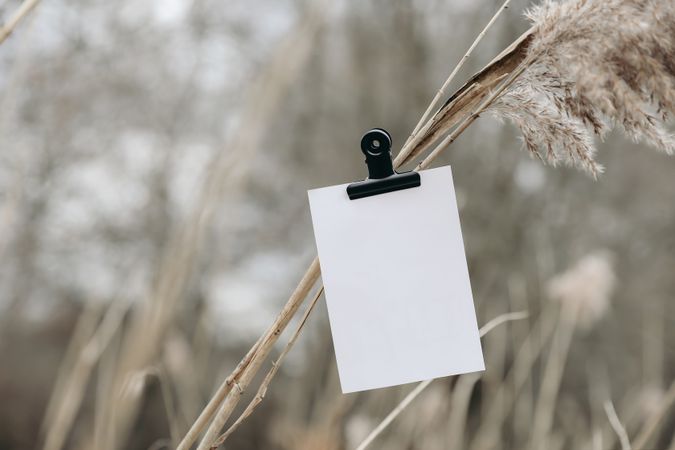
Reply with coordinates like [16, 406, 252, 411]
[492, 0, 675, 175]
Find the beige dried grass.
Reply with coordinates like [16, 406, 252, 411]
[633, 380, 675, 450]
[184, 1, 675, 448]
[493, 0, 675, 175]
[528, 252, 616, 449]
[604, 400, 631, 450]
[354, 311, 529, 450]
[0, 0, 40, 45]
[190, 6, 530, 449]
[42, 299, 130, 450]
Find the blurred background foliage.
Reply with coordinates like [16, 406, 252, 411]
[0, 0, 673, 449]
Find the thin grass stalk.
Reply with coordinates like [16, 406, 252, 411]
[192, 34, 537, 450]
[218, 275, 527, 449]
[186, 22, 539, 450]
[0, 0, 39, 44]
[446, 372, 482, 450]
[175, 334, 263, 450]
[668, 431, 675, 450]
[354, 311, 528, 450]
[151, 366, 182, 447]
[209, 287, 325, 448]
[417, 57, 534, 170]
[93, 327, 121, 450]
[105, 3, 327, 448]
[357, 380, 432, 450]
[0, 13, 35, 264]
[471, 306, 558, 450]
[401, 0, 512, 152]
[528, 309, 577, 450]
[394, 28, 534, 168]
[584, 361, 620, 450]
[162, 333, 207, 435]
[42, 299, 130, 450]
[194, 258, 321, 450]
[506, 275, 534, 443]
[41, 305, 102, 437]
[477, 310, 529, 337]
[604, 400, 631, 450]
[632, 380, 675, 450]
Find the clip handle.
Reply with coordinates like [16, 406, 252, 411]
[347, 128, 421, 200]
[361, 128, 395, 179]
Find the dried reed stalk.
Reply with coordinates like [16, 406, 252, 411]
[101, 1, 329, 447]
[528, 311, 577, 449]
[356, 380, 432, 450]
[493, 0, 675, 175]
[632, 379, 675, 450]
[0, 0, 39, 44]
[354, 312, 529, 450]
[190, 23, 536, 450]
[402, 0, 513, 148]
[446, 372, 482, 450]
[193, 259, 320, 450]
[188, 0, 675, 447]
[394, 29, 534, 167]
[146, 366, 183, 447]
[209, 287, 325, 448]
[42, 299, 131, 450]
[470, 306, 559, 450]
[41, 306, 103, 438]
[604, 400, 631, 450]
[176, 333, 264, 449]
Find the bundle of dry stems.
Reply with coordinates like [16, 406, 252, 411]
[9, 0, 671, 448]
[185, 1, 675, 448]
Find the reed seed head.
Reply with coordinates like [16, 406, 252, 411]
[491, 0, 675, 175]
[547, 251, 616, 329]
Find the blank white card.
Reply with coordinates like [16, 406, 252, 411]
[308, 166, 484, 393]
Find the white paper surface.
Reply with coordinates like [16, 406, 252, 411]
[308, 166, 484, 393]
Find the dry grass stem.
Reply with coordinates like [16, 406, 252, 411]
[1, 0, 671, 448]
[471, 307, 558, 450]
[528, 249, 615, 450]
[0, 0, 39, 45]
[355, 379, 432, 450]
[417, 59, 534, 170]
[154, 366, 182, 447]
[41, 306, 103, 439]
[193, 258, 321, 450]
[402, 0, 675, 175]
[191, 16, 534, 450]
[493, 0, 675, 174]
[473, 310, 529, 337]
[42, 299, 131, 450]
[446, 373, 482, 450]
[528, 309, 577, 449]
[403, 0, 513, 147]
[354, 311, 528, 450]
[604, 400, 631, 450]
[121, 3, 327, 448]
[183, 1, 675, 447]
[394, 29, 535, 167]
[632, 380, 675, 450]
[175, 334, 264, 450]
[210, 287, 325, 448]
[176, 7, 330, 448]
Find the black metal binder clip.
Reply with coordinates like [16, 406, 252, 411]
[347, 128, 421, 200]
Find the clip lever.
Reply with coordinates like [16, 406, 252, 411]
[346, 128, 421, 200]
